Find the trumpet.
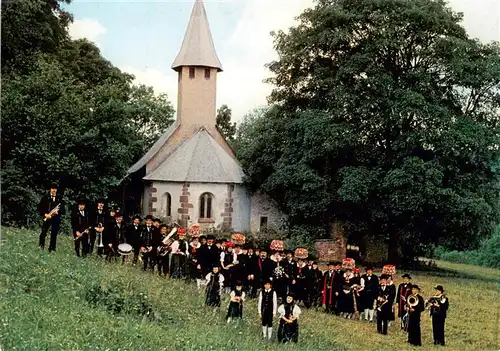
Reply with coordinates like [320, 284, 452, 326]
[96, 223, 104, 248]
[425, 294, 446, 307]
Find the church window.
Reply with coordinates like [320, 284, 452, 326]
[260, 216, 268, 230]
[199, 192, 213, 219]
[162, 192, 171, 217]
[204, 68, 211, 79]
[189, 67, 195, 79]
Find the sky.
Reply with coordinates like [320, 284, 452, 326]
[66, 0, 500, 123]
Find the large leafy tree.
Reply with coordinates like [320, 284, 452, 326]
[1, 0, 175, 226]
[237, 0, 500, 264]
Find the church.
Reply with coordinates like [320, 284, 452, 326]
[124, 0, 283, 233]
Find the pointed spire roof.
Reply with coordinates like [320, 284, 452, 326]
[172, 0, 223, 72]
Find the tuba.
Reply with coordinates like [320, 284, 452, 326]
[407, 294, 419, 307]
[157, 227, 178, 256]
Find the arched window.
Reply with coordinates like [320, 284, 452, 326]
[162, 192, 171, 217]
[199, 192, 213, 219]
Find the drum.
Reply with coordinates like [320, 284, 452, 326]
[118, 243, 133, 256]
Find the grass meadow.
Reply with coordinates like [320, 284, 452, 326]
[1, 226, 499, 350]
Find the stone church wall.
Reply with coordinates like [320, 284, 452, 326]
[250, 191, 283, 233]
[149, 181, 250, 232]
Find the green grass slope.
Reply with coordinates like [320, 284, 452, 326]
[1, 227, 499, 350]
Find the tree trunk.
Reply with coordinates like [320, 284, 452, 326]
[387, 230, 402, 266]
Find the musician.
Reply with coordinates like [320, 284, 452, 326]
[226, 280, 245, 324]
[322, 261, 344, 315]
[126, 215, 142, 265]
[429, 285, 449, 346]
[407, 285, 425, 346]
[277, 293, 301, 343]
[38, 183, 65, 252]
[104, 211, 125, 262]
[71, 198, 91, 257]
[140, 215, 156, 271]
[397, 273, 413, 330]
[258, 280, 278, 340]
[170, 228, 189, 279]
[361, 266, 379, 322]
[90, 198, 107, 256]
[156, 224, 170, 277]
[376, 275, 395, 335]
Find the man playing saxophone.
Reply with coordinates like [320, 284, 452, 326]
[427, 285, 449, 346]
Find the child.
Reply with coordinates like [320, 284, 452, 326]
[204, 265, 225, 310]
[277, 293, 301, 343]
[258, 280, 278, 340]
[226, 280, 245, 324]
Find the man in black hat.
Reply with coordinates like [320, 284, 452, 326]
[126, 215, 143, 265]
[197, 234, 219, 276]
[89, 198, 107, 256]
[360, 266, 379, 321]
[397, 273, 413, 330]
[407, 284, 425, 346]
[104, 211, 126, 262]
[71, 198, 91, 257]
[283, 250, 297, 296]
[429, 285, 449, 346]
[38, 182, 65, 252]
[256, 248, 275, 288]
[140, 215, 156, 271]
[376, 274, 395, 335]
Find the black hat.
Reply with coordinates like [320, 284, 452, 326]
[159, 224, 168, 229]
[199, 234, 206, 239]
[212, 264, 220, 269]
[260, 247, 268, 253]
[132, 215, 142, 221]
[114, 211, 123, 218]
[145, 215, 153, 220]
[434, 285, 444, 292]
[379, 274, 388, 280]
[328, 261, 335, 266]
[48, 182, 59, 189]
[76, 198, 87, 205]
[286, 292, 295, 299]
[365, 265, 374, 271]
[313, 261, 318, 265]
[263, 280, 272, 286]
[206, 235, 215, 240]
[153, 217, 161, 222]
[285, 249, 293, 255]
[402, 273, 412, 279]
[412, 285, 421, 291]
[235, 280, 243, 286]
[109, 206, 118, 212]
[96, 198, 106, 204]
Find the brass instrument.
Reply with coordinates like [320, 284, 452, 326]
[74, 227, 91, 241]
[157, 227, 177, 256]
[425, 294, 446, 308]
[376, 294, 389, 311]
[96, 223, 104, 248]
[407, 294, 419, 308]
[44, 203, 61, 221]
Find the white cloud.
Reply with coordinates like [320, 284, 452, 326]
[69, 18, 107, 43]
[119, 65, 178, 103]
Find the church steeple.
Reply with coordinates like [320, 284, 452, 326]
[172, 0, 222, 72]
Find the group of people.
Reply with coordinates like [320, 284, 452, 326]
[38, 184, 449, 345]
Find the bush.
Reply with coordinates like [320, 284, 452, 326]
[435, 225, 500, 269]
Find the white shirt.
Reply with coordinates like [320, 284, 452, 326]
[277, 304, 302, 319]
[230, 290, 246, 302]
[257, 290, 278, 315]
[171, 240, 189, 256]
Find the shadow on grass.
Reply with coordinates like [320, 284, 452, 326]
[409, 261, 500, 284]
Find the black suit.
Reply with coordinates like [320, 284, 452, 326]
[71, 208, 91, 257]
[376, 285, 396, 335]
[198, 244, 220, 275]
[38, 194, 65, 251]
[126, 224, 142, 264]
[431, 296, 449, 345]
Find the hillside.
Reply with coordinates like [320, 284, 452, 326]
[1, 227, 499, 350]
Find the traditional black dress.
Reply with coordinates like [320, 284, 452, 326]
[226, 289, 245, 319]
[337, 289, 355, 314]
[277, 302, 301, 343]
[205, 272, 224, 307]
[407, 295, 425, 346]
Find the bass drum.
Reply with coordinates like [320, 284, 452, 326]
[118, 243, 133, 256]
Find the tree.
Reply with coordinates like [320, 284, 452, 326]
[238, 0, 500, 264]
[1, 0, 175, 226]
[216, 104, 237, 142]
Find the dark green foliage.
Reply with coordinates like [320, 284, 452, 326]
[435, 225, 500, 269]
[236, 0, 500, 264]
[216, 104, 237, 142]
[1, 0, 175, 226]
